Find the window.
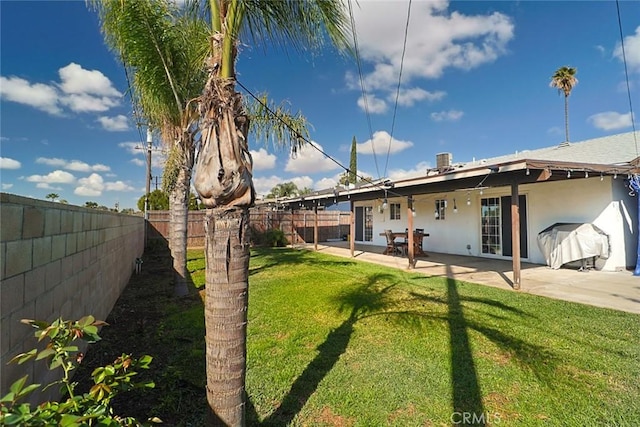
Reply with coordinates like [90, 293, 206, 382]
[390, 203, 401, 220]
[481, 197, 501, 255]
[364, 206, 373, 241]
[435, 199, 446, 220]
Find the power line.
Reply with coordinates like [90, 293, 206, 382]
[238, 79, 503, 211]
[236, 79, 404, 199]
[384, 0, 412, 178]
[347, 0, 380, 179]
[615, 0, 638, 156]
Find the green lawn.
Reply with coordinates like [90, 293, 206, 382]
[184, 247, 640, 426]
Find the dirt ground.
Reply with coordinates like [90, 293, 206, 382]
[74, 245, 207, 425]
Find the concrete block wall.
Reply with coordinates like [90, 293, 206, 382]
[0, 193, 145, 401]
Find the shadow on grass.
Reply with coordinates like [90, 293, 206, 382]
[446, 273, 485, 422]
[249, 246, 357, 277]
[256, 272, 397, 426]
[404, 273, 560, 388]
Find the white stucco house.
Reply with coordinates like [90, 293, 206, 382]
[282, 131, 640, 282]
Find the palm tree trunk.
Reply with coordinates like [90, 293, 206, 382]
[564, 94, 570, 142]
[204, 207, 250, 426]
[195, 75, 254, 426]
[169, 144, 195, 297]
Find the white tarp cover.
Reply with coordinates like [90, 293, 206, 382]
[537, 223, 610, 269]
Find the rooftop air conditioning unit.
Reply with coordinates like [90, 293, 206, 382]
[436, 152, 452, 170]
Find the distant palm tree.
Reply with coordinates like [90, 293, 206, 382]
[91, 0, 209, 297]
[550, 66, 578, 142]
[45, 193, 59, 202]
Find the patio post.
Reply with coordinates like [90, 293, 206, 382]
[314, 203, 318, 251]
[291, 208, 296, 248]
[349, 200, 355, 257]
[511, 182, 521, 289]
[407, 196, 415, 268]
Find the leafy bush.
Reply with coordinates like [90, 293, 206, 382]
[250, 227, 289, 247]
[264, 229, 288, 247]
[0, 316, 158, 426]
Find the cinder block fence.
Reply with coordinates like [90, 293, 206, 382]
[0, 193, 145, 401]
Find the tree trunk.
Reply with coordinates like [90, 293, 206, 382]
[564, 94, 570, 142]
[204, 207, 250, 426]
[169, 144, 195, 297]
[194, 75, 254, 426]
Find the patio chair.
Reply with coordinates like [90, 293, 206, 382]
[414, 228, 425, 252]
[384, 230, 406, 256]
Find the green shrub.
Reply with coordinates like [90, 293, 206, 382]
[0, 316, 158, 426]
[250, 227, 289, 247]
[263, 229, 288, 247]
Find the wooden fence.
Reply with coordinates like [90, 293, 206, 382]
[147, 209, 351, 248]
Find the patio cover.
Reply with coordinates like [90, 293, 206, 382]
[537, 223, 610, 269]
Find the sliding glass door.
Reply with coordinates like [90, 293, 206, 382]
[480, 196, 528, 258]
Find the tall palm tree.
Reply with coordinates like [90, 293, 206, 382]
[191, 1, 351, 424]
[90, 0, 209, 297]
[550, 66, 578, 142]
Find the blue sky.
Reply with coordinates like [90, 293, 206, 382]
[1, 0, 639, 210]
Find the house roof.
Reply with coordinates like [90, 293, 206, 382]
[277, 131, 640, 208]
[452, 131, 640, 172]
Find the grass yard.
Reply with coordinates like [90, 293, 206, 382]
[78, 245, 640, 426]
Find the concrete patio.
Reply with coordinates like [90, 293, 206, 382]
[295, 241, 640, 314]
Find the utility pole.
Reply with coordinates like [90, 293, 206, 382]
[145, 127, 152, 220]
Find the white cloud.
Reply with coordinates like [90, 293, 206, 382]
[290, 176, 314, 191]
[74, 173, 104, 197]
[60, 93, 120, 113]
[36, 157, 111, 173]
[614, 26, 640, 73]
[253, 175, 284, 197]
[58, 63, 122, 97]
[119, 141, 166, 169]
[2, 183, 13, 190]
[0, 76, 62, 115]
[253, 175, 317, 197]
[0, 63, 122, 116]
[358, 131, 414, 155]
[357, 94, 388, 114]
[431, 109, 464, 122]
[285, 141, 341, 174]
[36, 183, 62, 190]
[315, 176, 339, 190]
[25, 170, 76, 184]
[393, 88, 446, 107]
[97, 115, 130, 131]
[105, 181, 136, 191]
[346, 1, 514, 108]
[387, 161, 432, 181]
[588, 111, 633, 131]
[250, 148, 277, 170]
[0, 157, 21, 169]
[119, 142, 140, 155]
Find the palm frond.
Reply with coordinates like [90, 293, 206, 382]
[89, 0, 208, 133]
[242, 0, 352, 55]
[245, 94, 313, 155]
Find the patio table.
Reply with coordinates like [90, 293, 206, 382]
[379, 231, 429, 256]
